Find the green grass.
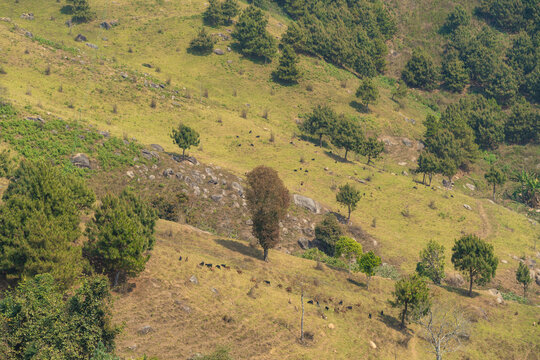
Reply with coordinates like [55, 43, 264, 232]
[0, 0, 537, 272]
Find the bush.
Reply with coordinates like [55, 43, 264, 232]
[300, 248, 348, 269]
[374, 263, 400, 280]
[232, 6, 276, 61]
[189, 28, 217, 54]
[402, 49, 439, 90]
[314, 213, 343, 255]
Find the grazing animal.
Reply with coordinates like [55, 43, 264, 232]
[236, 135, 239, 138]
[237, 270, 243, 274]
[316, 301, 320, 306]
[178, 256, 183, 261]
[205, 263, 212, 268]
[250, 143, 254, 147]
[199, 261, 205, 266]
[325, 306, 329, 310]
[347, 306, 353, 310]
[286, 287, 292, 292]
[369, 313, 372, 319]
[311, 158, 315, 161]
[305, 169, 308, 173]
[216, 265, 221, 269]
[307, 300, 314, 304]
[238, 144, 241, 147]
[221, 264, 226, 267]
[256, 135, 260, 138]
[277, 284, 283, 288]
[338, 300, 343, 305]
[249, 130, 252, 134]
[264, 280, 271, 285]
[380, 310, 384, 316]
[294, 169, 297, 172]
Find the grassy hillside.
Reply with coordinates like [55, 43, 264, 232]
[113, 220, 539, 360]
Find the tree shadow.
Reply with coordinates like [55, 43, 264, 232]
[186, 47, 213, 56]
[346, 277, 367, 289]
[378, 313, 411, 334]
[215, 239, 262, 260]
[298, 134, 330, 148]
[349, 100, 368, 113]
[324, 150, 349, 163]
[229, 43, 271, 65]
[441, 285, 480, 298]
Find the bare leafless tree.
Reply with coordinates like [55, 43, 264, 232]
[414, 304, 470, 360]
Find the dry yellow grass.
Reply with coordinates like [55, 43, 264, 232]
[113, 220, 539, 360]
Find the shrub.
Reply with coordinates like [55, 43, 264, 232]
[189, 28, 217, 54]
[314, 213, 343, 255]
[402, 49, 439, 90]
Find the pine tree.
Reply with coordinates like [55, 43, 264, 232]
[391, 274, 430, 328]
[360, 137, 385, 164]
[451, 234, 498, 297]
[484, 165, 507, 201]
[272, 44, 300, 84]
[67, 0, 95, 23]
[203, 0, 226, 26]
[516, 262, 532, 297]
[314, 213, 343, 255]
[402, 49, 439, 90]
[355, 78, 379, 111]
[221, 0, 239, 24]
[232, 6, 277, 61]
[330, 116, 364, 161]
[441, 51, 469, 92]
[300, 105, 337, 147]
[416, 240, 445, 285]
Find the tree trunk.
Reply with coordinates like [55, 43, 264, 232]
[429, 174, 433, 186]
[182, 148, 186, 158]
[347, 206, 351, 223]
[366, 276, 370, 290]
[401, 302, 408, 328]
[468, 269, 474, 297]
[367, 155, 372, 165]
[524, 284, 527, 298]
[493, 184, 496, 201]
[319, 134, 323, 147]
[114, 271, 120, 287]
[263, 248, 269, 262]
[435, 345, 442, 360]
[300, 288, 304, 341]
[344, 148, 348, 161]
[422, 173, 426, 185]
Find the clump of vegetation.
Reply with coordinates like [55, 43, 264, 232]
[355, 78, 379, 111]
[402, 49, 439, 90]
[314, 213, 343, 255]
[416, 240, 446, 285]
[357, 251, 381, 289]
[300, 248, 348, 269]
[391, 273, 430, 328]
[66, 0, 95, 23]
[84, 189, 157, 285]
[272, 44, 301, 84]
[189, 28, 217, 54]
[336, 183, 361, 222]
[232, 6, 276, 61]
[515, 262, 532, 297]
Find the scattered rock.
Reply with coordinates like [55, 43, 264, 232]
[193, 186, 201, 196]
[189, 275, 198, 285]
[463, 204, 472, 211]
[465, 183, 476, 191]
[99, 130, 110, 138]
[151, 144, 164, 152]
[214, 48, 224, 55]
[25, 116, 45, 124]
[100, 21, 113, 30]
[328, 323, 335, 329]
[298, 238, 310, 249]
[227, 60, 233, 64]
[369, 341, 377, 349]
[398, 162, 407, 166]
[445, 273, 464, 287]
[163, 168, 175, 177]
[142, 63, 153, 68]
[211, 194, 223, 202]
[126, 344, 138, 351]
[141, 149, 159, 160]
[86, 42, 98, 49]
[231, 181, 244, 196]
[211, 287, 219, 295]
[442, 179, 454, 188]
[126, 170, 135, 179]
[74, 34, 87, 42]
[148, 175, 155, 180]
[293, 194, 321, 214]
[25, 31, 33, 38]
[70, 153, 91, 169]
[402, 138, 413, 147]
[20, 13, 34, 20]
[137, 325, 153, 335]
[402, 170, 409, 176]
[501, 259, 508, 264]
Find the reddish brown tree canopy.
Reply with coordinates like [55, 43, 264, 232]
[246, 166, 290, 261]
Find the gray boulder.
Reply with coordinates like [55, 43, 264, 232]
[163, 168, 175, 177]
[293, 194, 321, 214]
[231, 182, 244, 196]
[211, 194, 223, 202]
[100, 21, 112, 30]
[151, 144, 164, 152]
[70, 153, 91, 169]
[214, 48, 224, 55]
[189, 275, 198, 285]
[86, 43, 98, 49]
[137, 325, 153, 335]
[298, 238, 310, 249]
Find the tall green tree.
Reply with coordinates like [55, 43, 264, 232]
[0, 161, 94, 287]
[516, 262, 532, 297]
[360, 137, 385, 164]
[355, 78, 379, 111]
[442, 5, 471, 33]
[504, 101, 540, 144]
[336, 183, 361, 223]
[451, 234, 498, 297]
[484, 61, 519, 106]
[67, 0, 95, 23]
[203, 0, 226, 26]
[330, 116, 364, 161]
[391, 274, 430, 328]
[402, 49, 439, 90]
[416, 240, 446, 285]
[84, 190, 157, 285]
[0, 274, 119, 359]
[357, 251, 381, 289]
[232, 6, 277, 61]
[272, 44, 300, 84]
[300, 105, 337, 147]
[441, 51, 469, 92]
[484, 165, 507, 201]
[221, 0, 239, 24]
[314, 213, 343, 255]
[391, 79, 408, 102]
[416, 152, 439, 186]
[171, 123, 200, 158]
[245, 166, 290, 261]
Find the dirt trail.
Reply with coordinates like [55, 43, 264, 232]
[476, 201, 492, 238]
